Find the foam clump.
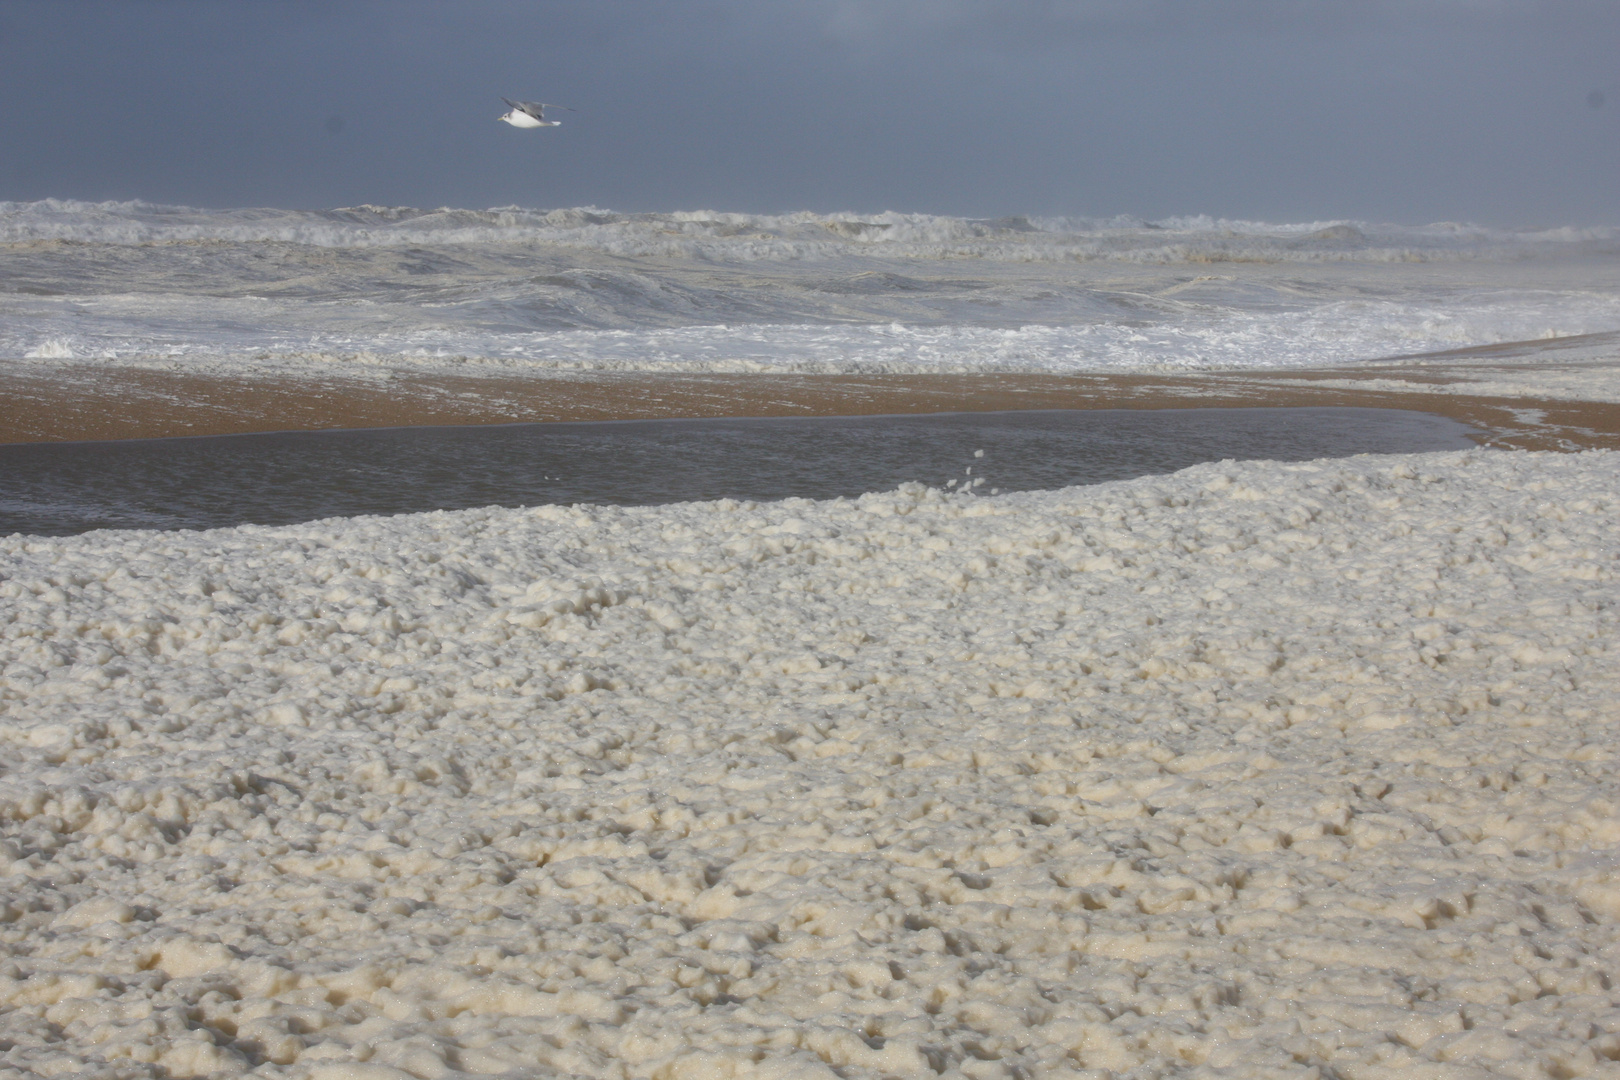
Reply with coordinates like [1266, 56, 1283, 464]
[1, 449, 1618, 1077]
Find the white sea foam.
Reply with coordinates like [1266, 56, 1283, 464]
[11, 302, 1620, 379]
[2, 449, 1617, 1077]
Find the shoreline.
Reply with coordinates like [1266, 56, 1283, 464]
[6, 360, 1620, 453]
[5, 332, 1620, 452]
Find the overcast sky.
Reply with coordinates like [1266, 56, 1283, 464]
[1, 1, 1616, 224]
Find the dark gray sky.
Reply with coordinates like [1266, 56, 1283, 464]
[2, 0, 1617, 224]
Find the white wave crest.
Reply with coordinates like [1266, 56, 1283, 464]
[4, 199, 1617, 263]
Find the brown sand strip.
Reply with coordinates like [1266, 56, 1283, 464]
[4, 362, 1619, 452]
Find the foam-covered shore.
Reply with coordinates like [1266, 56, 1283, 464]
[3, 449, 1618, 1078]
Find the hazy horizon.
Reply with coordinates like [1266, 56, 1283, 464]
[2, 1, 1618, 226]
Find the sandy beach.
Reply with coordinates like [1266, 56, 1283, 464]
[6, 333, 1620, 452]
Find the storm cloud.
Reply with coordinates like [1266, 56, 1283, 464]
[1, 0, 1616, 223]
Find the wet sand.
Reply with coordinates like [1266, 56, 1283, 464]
[5, 337, 1620, 452]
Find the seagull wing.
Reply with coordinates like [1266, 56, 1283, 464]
[501, 98, 545, 120]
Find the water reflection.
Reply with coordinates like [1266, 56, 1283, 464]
[0, 407, 1477, 536]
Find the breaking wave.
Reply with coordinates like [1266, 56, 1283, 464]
[5, 200, 1618, 376]
[5, 199, 1618, 263]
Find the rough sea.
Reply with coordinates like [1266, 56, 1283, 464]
[5, 200, 1620, 379]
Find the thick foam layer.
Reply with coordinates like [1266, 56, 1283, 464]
[1, 449, 1617, 1078]
[12, 298, 1620, 377]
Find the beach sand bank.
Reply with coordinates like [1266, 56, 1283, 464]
[6, 333, 1620, 451]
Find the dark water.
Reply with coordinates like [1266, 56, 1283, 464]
[0, 407, 1477, 537]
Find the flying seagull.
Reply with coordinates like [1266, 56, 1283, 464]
[499, 98, 573, 128]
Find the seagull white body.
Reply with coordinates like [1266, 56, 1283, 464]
[501, 109, 549, 129]
[500, 98, 570, 128]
